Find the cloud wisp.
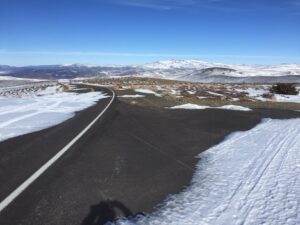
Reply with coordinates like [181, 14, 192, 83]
[108, 0, 251, 12]
[109, 0, 300, 14]
[0, 50, 298, 61]
[110, 0, 198, 10]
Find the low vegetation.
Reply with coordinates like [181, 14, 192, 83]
[270, 83, 299, 95]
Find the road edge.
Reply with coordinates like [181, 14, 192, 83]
[0, 85, 115, 212]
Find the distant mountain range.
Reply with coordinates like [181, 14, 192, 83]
[1, 60, 300, 83]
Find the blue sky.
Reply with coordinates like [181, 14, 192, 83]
[0, 0, 300, 65]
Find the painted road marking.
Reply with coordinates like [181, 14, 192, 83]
[0, 86, 115, 212]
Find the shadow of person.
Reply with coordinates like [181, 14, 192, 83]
[81, 200, 133, 225]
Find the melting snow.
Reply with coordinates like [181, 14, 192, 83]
[0, 88, 108, 142]
[217, 105, 251, 111]
[235, 87, 300, 103]
[197, 96, 209, 99]
[274, 94, 300, 103]
[170, 104, 251, 111]
[114, 118, 300, 225]
[170, 104, 209, 110]
[134, 89, 162, 97]
[206, 91, 225, 97]
[118, 95, 145, 98]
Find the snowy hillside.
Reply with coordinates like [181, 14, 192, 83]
[139, 60, 222, 70]
[138, 60, 300, 77]
[132, 60, 300, 83]
[1, 60, 300, 83]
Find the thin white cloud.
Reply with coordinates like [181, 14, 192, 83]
[109, 0, 300, 13]
[111, 0, 198, 10]
[0, 50, 298, 60]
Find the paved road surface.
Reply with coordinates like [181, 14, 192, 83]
[0, 84, 299, 225]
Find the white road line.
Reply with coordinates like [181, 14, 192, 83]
[0, 86, 115, 213]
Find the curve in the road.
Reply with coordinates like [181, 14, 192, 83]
[0, 86, 115, 212]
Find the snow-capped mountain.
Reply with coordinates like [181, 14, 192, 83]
[138, 60, 300, 77]
[138, 60, 222, 70]
[1, 60, 300, 83]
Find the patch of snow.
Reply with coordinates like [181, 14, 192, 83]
[187, 91, 196, 95]
[170, 104, 251, 111]
[207, 91, 224, 97]
[274, 94, 300, 103]
[36, 86, 62, 96]
[118, 94, 145, 98]
[170, 104, 209, 110]
[197, 96, 209, 99]
[115, 118, 300, 225]
[134, 89, 161, 97]
[170, 89, 178, 95]
[217, 105, 251, 111]
[235, 87, 300, 103]
[0, 90, 108, 142]
[236, 88, 268, 98]
[235, 87, 270, 101]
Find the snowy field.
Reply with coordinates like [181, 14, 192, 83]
[0, 85, 108, 142]
[114, 118, 300, 225]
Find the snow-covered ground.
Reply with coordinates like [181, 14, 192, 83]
[134, 89, 162, 97]
[170, 104, 251, 111]
[0, 75, 43, 82]
[0, 86, 108, 142]
[234, 87, 300, 103]
[235, 87, 269, 98]
[274, 94, 300, 103]
[115, 118, 300, 225]
[0, 75, 25, 81]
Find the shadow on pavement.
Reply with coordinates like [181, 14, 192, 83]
[81, 200, 133, 225]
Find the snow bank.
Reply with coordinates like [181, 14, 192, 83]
[115, 118, 300, 225]
[134, 89, 161, 97]
[170, 104, 251, 111]
[0, 90, 108, 142]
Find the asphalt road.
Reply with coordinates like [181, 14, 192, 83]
[0, 84, 300, 225]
